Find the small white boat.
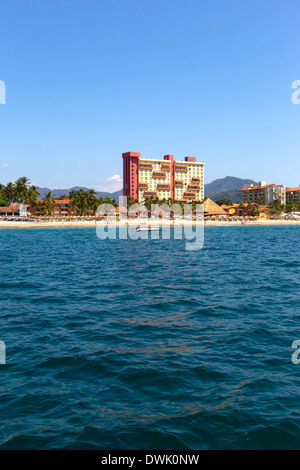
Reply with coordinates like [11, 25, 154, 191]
[136, 226, 159, 232]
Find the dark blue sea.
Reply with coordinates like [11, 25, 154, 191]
[0, 225, 300, 449]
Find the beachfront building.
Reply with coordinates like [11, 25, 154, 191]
[31, 198, 73, 217]
[53, 198, 73, 217]
[210, 202, 271, 218]
[220, 204, 239, 216]
[0, 203, 30, 218]
[286, 186, 300, 203]
[122, 152, 205, 202]
[0, 206, 17, 218]
[240, 181, 286, 205]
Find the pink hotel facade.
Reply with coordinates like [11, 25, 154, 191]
[122, 152, 205, 202]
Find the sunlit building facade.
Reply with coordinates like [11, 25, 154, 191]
[240, 181, 286, 205]
[286, 186, 300, 203]
[122, 152, 204, 202]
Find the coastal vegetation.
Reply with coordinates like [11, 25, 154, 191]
[1, 177, 300, 217]
[0, 178, 118, 216]
[215, 198, 233, 206]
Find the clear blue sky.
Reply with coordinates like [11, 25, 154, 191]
[0, 0, 300, 191]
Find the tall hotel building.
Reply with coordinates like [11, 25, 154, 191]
[122, 152, 204, 202]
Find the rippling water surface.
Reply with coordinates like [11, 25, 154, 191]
[0, 225, 300, 449]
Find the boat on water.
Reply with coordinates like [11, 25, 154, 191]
[136, 226, 159, 232]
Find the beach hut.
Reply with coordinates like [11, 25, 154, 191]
[203, 198, 227, 218]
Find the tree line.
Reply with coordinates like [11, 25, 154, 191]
[1, 178, 298, 216]
[0, 177, 119, 216]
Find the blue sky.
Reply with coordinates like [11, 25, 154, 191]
[0, 0, 300, 191]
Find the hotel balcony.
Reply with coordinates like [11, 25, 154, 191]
[143, 191, 158, 197]
[152, 172, 167, 178]
[174, 163, 188, 168]
[174, 166, 188, 172]
[139, 164, 153, 170]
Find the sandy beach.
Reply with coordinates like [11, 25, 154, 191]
[0, 219, 300, 228]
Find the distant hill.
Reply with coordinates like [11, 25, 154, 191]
[205, 176, 257, 197]
[37, 186, 123, 200]
[205, 176, 257, 203]
[209, 189, 243, 204]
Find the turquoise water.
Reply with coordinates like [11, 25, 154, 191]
[0, 225, 300, 449]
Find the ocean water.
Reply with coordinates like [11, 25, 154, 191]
[0, 225, 300, 450]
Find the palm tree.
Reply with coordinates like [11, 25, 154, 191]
[26, 185, 40, 208]
[285, 202, 298, 213]
[4, 182, 15, 204]
[78, 189, 88, 215]
[126, 195, 138, 209]
[69, 189, 89, 216]
[0, 184, 8, 206]
[238, 202, 246, 217]
[86, 189, 97, 215]
[69, 189, 80, 216]
[245, 200, 253, 216]
[268, 199, 285, 215]
[249, 203, 259, 217]
[43, 191, 55, 216]
[14, 177, 31, 203]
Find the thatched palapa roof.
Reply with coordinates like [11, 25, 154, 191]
[203, 198, 227, 216]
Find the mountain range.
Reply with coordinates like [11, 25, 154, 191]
[37, 176, 257, 204]
[37, 186, 123, 200]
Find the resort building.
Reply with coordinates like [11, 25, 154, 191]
[208, 202, 271, 219]
[122, 151, 205, 202]
[222, 203, 271, 218]
[0, 203, 30, 218]
[53, 198, 73, 217]
[32, 198, 73, 217]
[240, 181, 286, 205]
[286, 186, 300, 203]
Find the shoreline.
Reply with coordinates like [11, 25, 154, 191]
[1, 219, 300, 228]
